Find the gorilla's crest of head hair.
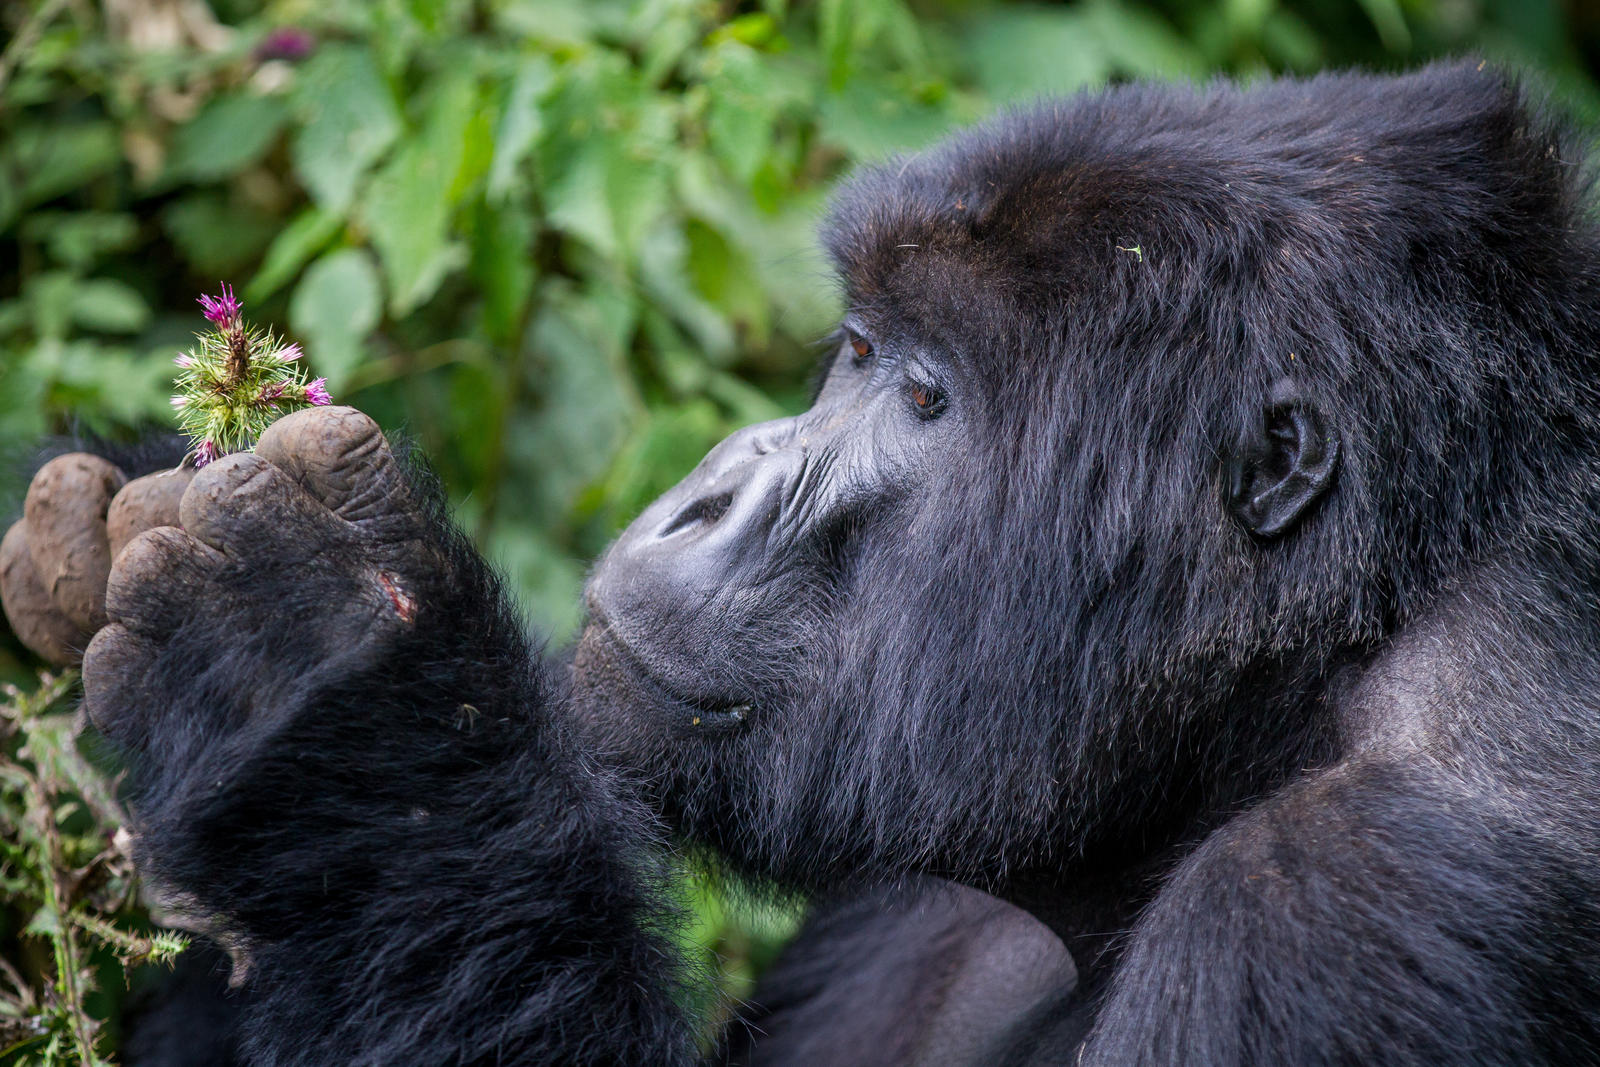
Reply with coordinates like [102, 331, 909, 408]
[579, 62, 1600, 896]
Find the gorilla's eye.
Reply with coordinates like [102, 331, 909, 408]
[848, 332, 873, 364]
[907, 378, 947, 419]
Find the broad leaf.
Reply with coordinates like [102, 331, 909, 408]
[289, 248, 383, 390]
[291, 45, 404, 213]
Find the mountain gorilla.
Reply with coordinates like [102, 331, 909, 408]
[6, 60, 1600, 1064]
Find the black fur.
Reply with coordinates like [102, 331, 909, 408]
[99, 62, 1600, 1064]
[105, 460, 697, 1065]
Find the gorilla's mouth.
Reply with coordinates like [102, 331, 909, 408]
[578, 617, 753, 735]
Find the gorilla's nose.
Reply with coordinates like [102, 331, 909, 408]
[589, 423, 806, 635]
[624, 448, 799, 569]
[659, 491, 734, 538]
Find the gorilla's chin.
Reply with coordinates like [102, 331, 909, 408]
[569, 622, 753, 753]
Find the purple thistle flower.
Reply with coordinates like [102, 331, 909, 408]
[174, 353, 196, 369]
[198, 283, 242, 326]
[258, 382, 288, 403]
[255, 27, 317, 62]
[170, 395, 188, 409]
[270, 343, 303, 362]
[194, 440, 220, 468]
[305, 377, 332, 406]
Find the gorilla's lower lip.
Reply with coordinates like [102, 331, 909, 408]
[585, 617, 754, 734]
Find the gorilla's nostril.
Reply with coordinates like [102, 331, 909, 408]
[660, 493, 733, 537]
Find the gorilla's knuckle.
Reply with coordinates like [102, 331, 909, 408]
[22, 452, 126, 632]
[0, 519, 90, 664]
[179, 453, 323, 550]
[107, 468, 195, 560]
[105, 526, 215, 632]
[191, 452, 277, 499]
[109, 525, 194, 588]
[257, 406, 401, 520]
[27, 453, 127, 509]
[260, 406, 382, 472]
[81, 624, 150, 736]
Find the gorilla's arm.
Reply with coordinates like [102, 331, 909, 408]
[1083, 758, 1586, 1065]
[72, 409, 696, 1065]
[725, 879, 1078, 1066]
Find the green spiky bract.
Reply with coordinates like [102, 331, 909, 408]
[172, 285, 329, 466]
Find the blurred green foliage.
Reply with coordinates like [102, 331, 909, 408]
[1, 0, 1597, 1055]
[4, 0, 1597, 646]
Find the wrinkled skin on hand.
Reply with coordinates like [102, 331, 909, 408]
[2, 453, 192, 665]
[1, 407, 441, 753]
[0, 409, 426, 678]
[78, 407, 435, 747]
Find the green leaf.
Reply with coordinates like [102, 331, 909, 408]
[289, 248, 383, 391]
[362, 68, 480, 315]
[291, 45, 404, 212]
[483, 523, 586, 641]
[165, 93, 289, 183]
[18, 212, 139, 271]
[1082, 0, 1204, 79]
[468, 198, 536, 345]
[704, 42, 782, 185]
[161, 193, 277, 277]
[27, 339, 172, 426]
[819, 0, 853, 91]
[638, 223, 734, 363]
[513, 281, 640, 528]
[492, 0, 600, 47]
[70, 280, 149, 334]
[636, 0, 701, 83]
[685, 218, 770, 349]
[13, 121, 120, 207]
[246, 207, 344, 302]
[538, 58, 674, 262]
[24, 272, 75, 339]
[967, 7, 1110, 102]
[818, 74, 955, 157]
[487, 55, 554, 200]
[0, 357, 48, 447]
[1354, 0, 1411, 52]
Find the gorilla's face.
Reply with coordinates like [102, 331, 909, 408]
[573, 287, 1187, 891]
[579, 293, 1066, 885]
[573, 88, 1372, 894]
[581, 325, 964, 735]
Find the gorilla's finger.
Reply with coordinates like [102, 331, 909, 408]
[255, 407, 411, 523]
[23, 454, 127, 631]
[179, 453, 343, 557]
[108, 467, 196, 560]
[81, 624, 159, 744]
[0, 520, 92, 665]
[106, 527, 223, 637]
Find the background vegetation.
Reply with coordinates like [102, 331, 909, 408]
[2, 0, 1598, 1060]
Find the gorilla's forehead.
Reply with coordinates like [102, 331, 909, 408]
[820, 60, 1562, 343]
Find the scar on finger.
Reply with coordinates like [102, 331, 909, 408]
[376, 571, 418, 624]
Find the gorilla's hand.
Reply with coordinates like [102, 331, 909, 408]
[1, 453, 195, 665]
[48, 409, 693, 1064]
[81, 406, 440, 750]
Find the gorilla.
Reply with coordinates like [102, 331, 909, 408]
[6, 60, 1600, 1064]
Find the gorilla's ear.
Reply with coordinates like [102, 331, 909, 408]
[1226, 384, 1340, 539]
